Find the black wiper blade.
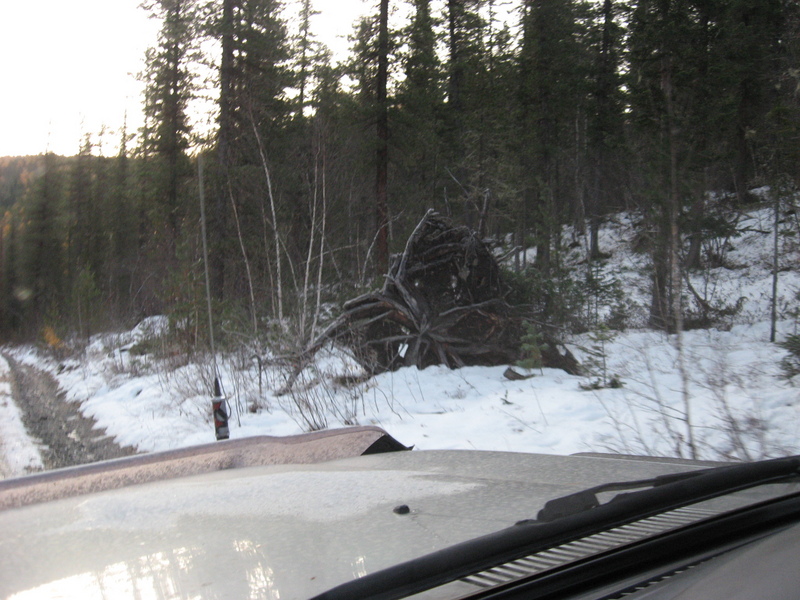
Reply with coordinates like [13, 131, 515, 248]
[535, 469, 705, 522]
[311, 455, 800, 600]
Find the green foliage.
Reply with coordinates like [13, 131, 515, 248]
[578, 324, 622, 390]
[779, 334, 800, 381]
[525, 263, 586, 332]
[393, 0, 444, 216]
[501, 266, 535, 306]
[18, 153, 66, 331]
[516, 321, 545, 371]
[787, 290, 800, 332]
[505, 256, 627, 334]
[0, 157, 41, 210]
[584, 259, 629, 331]
[129, 339, 157, 357]
[71, 266, 102, 339]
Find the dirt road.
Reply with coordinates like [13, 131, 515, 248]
[1, 354, 136, 470]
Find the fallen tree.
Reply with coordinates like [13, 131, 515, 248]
[280, 210, 579, 392]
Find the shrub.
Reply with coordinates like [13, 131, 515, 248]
[584, 260, 629, 331]
[516, 322, 544, 370]
[779, 334, 800, 380]
[504, 264, 586, 332]
[578, 325, 622, 390]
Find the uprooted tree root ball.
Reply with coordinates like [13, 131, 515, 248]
[281, 211, 580, 392]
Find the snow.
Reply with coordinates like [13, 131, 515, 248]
[2, 204, 800, 473]
[0, 355, 44, 476]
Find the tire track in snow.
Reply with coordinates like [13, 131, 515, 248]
[0, 354, 43, 478]
[1, 353, 137, 471]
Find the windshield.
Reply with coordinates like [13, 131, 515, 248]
[2, 1, 800, 599]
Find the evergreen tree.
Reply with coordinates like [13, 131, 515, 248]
[443, 0, 487, 226]
[722, 0, 785, 202]
[0, 210, 17, 337]
[624, 0, 784, 328]
[518, 0, 585, 271]
[295, 0, 322, 118]
[446, 0, 483, 125]
[65, 135, 99, 288]
[211, 0, 235, 302]
[140, 0, 200, 254]
[209, 0, 293, 317]
[346, 4, 401, 281]
[108, 123, 137, 321]
[394, 0, 445, 227]
[376, 0, 391, 276]
[308, 53, 374, 288]
[627, 0, 705, 330]
[764, 0, 800, 184]
[471, 2, 518, 238]
[584, 0, 626, 259]
[18, 152, 65, 332]
[227, 0, 292, 157]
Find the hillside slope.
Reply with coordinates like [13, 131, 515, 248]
[3, 203, 800, 465]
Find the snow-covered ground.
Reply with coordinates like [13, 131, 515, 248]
[2, 204, 800, 470]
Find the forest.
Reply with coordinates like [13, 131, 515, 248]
[0, 0, 798, 356]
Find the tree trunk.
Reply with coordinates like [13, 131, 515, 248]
[375, 0, 390, 277]
[665, 63, 682, 333]
[447, 0, 464, 116]
[212, 0, 235, 301]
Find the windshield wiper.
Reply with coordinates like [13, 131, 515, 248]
[311, 455, 800, 600]
[533, 469, 706, 522]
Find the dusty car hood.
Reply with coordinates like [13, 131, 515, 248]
[0, 445, 707, 600]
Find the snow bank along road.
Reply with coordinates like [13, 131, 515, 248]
[0, 353, 136, 477]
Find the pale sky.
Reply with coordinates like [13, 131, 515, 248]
[0, 0, 372, 157]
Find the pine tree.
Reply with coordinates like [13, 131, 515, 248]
[346, 3, 400, 281]
[208, 0, 293, 318]
[584, 0, 626, 259]
[108, 123, 137, 321]
[624, 0, 781, 328]
[376, 0, 391, 276]
[140, 0, 200, 255]
[307, 53, 373, 289]
[210, 0, 235, 302]
[443, 0, 487, 226]
[394, 0, 445, 226]
[764, 0, 800, 183]
[722, 0, 785, 202]
[518, 0, 585, 272]
[0, 210, 15, 337]
[627, 0, 703, 330]
[66, 136, 98, 284]
[19, 152, 65, 332]
[446, 0, 483, 124]
[471, 1, 518, 238]
[295, 0, 322, 118]
[223, 0, 292, 163]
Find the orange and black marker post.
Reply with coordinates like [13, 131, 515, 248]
[212, 377, 229, 440]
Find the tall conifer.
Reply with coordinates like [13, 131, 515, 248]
[141, 0, 199, 254]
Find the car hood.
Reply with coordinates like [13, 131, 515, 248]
[0, 434, 713, 600]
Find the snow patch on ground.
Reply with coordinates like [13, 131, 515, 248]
[2, 206, 799, 469]
[10, 316, 798, 464]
